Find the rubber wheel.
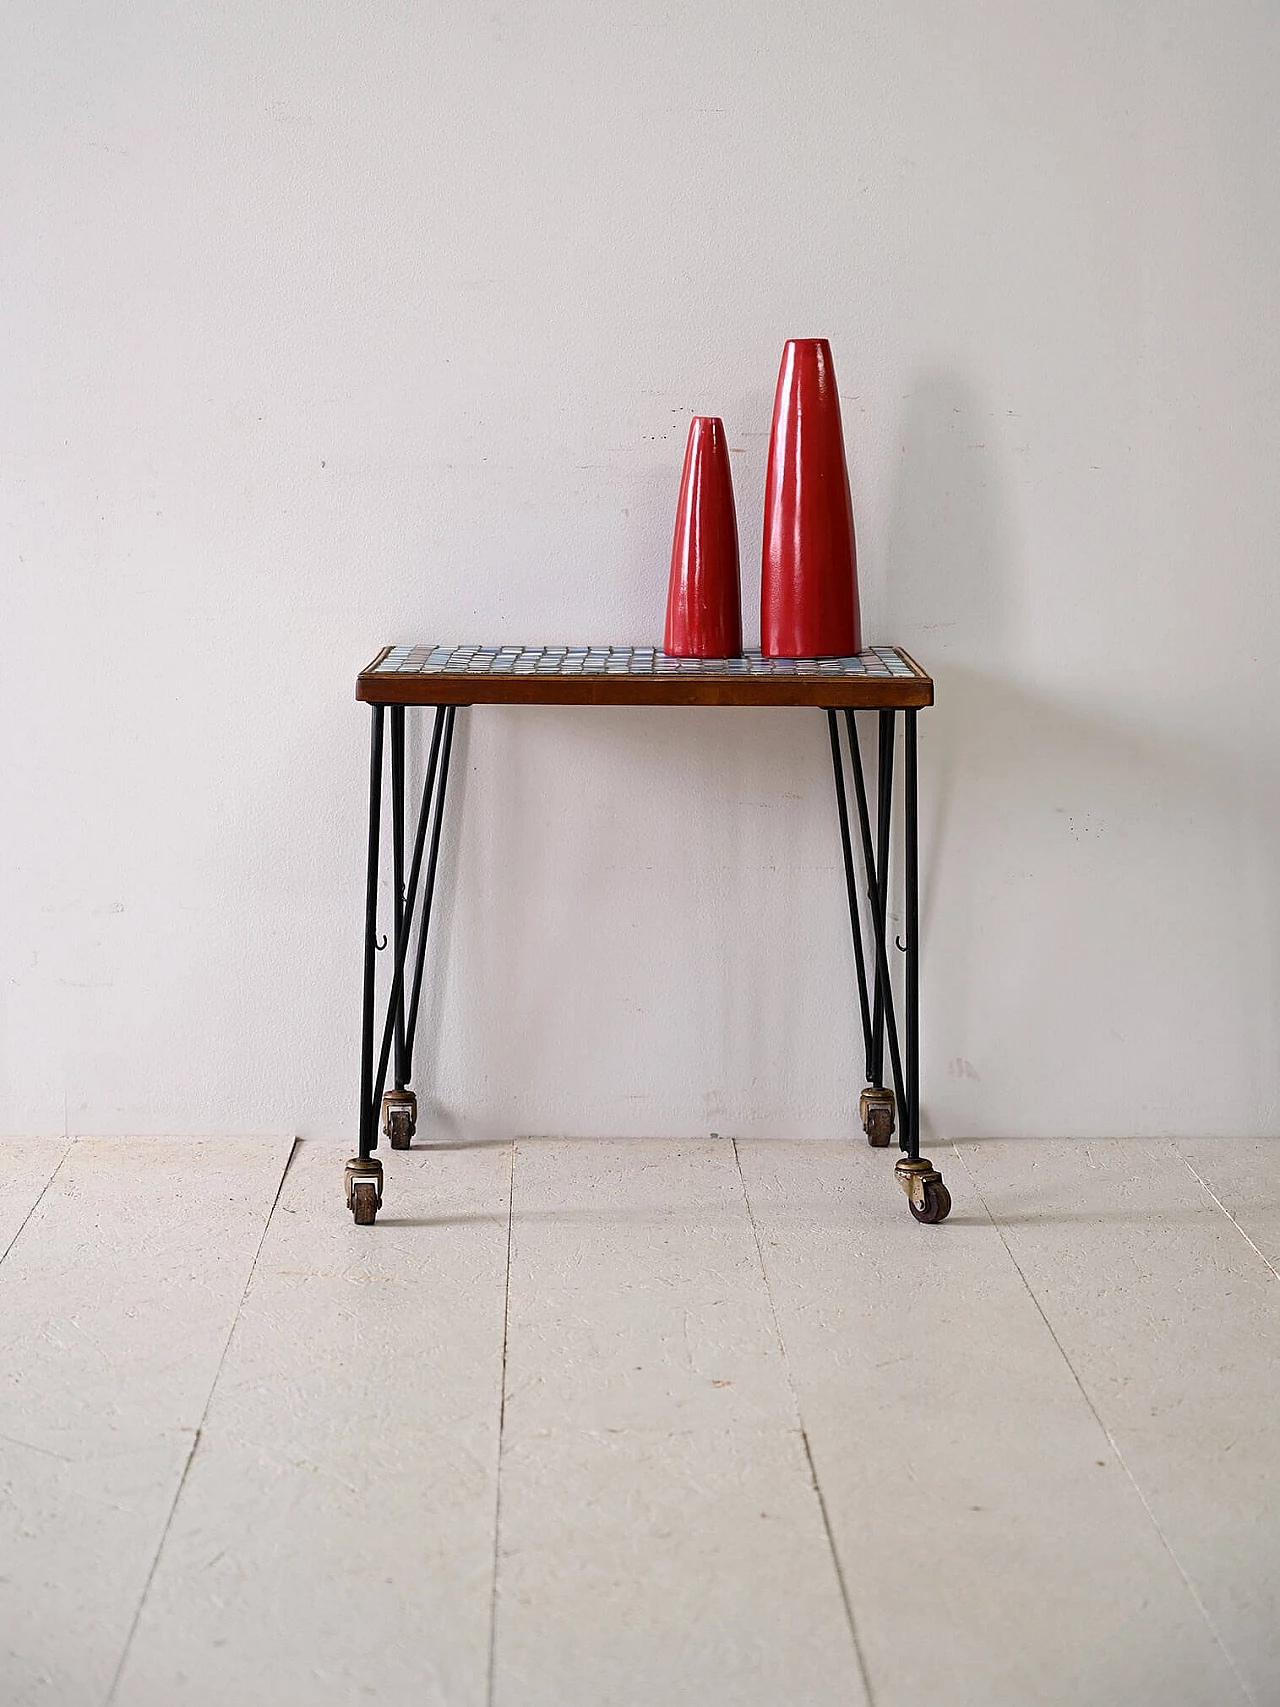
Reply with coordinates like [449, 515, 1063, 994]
[865, 1106, 894, 1148]
[351, 1180, 380, 1225]
[388, 1109, 413, 1150]
[909, 1181, 952, 1224]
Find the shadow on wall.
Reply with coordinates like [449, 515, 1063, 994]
[886, 370, 1276, 1139]
[366, 372, 1277, 1144]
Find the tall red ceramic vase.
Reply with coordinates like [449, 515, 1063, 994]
[664, 416, 743, 658]
[760, 338, 861, 657]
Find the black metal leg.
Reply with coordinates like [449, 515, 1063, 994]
[832, 705, 946, 1220]
[405, 704, 457, 1072]
[904, 709, 920, 1162]
[365, 705, 449, 1131]
[390, 707, 409, 1091]
[870, 709, 895, 1089]
[842, 709, 909, 1131]
[358, 705, 385, 1163]
[355, 694, 934, 1223]
[349, 702, 456, 1221]
[827, 710, 874, 1079]
[877, 705, 947, 1221]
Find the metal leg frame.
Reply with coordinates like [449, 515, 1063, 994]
[347, 702, 458, 1224]
[352, 700, 942, 1226]
[870, 709, 895, 1094]
[826, 707, 951, 1224]
[826, 711, 874, 1083]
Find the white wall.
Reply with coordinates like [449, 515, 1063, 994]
[3, 2, 1279, 1142]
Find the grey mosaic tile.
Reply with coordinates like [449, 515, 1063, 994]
[371, 644, 919, 682]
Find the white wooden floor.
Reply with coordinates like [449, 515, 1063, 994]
[1, 1135, 1277, 1707]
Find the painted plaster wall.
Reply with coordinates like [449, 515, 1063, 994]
[3, 2, 1278, 1140]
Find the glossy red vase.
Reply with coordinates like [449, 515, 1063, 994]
[761, 338, 861, 657]
[664, 416, 743, 657]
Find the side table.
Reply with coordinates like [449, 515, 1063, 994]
[349, 644, 948, 1227]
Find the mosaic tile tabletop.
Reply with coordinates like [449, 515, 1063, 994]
[372, 644, 919, 678]
[358, 644, 932, 706]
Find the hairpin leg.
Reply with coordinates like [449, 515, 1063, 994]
[347, 704, 387, 1225]
[404, 705, 458, 1074]
[381, 707, 418, 1151]
[348, 702, 461, 1223]
[892, 709, 950, 1222]
[842, 710, 909, 1128]
[827, 710, 875, 1091]
[860, 709, 897, 1146]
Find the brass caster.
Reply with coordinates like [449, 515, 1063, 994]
[345, 1156, 384, 1226]
[382, 1089, 417, 1151]
[895, 1155, 952, 1225]
[859, 1086, 896, 1148]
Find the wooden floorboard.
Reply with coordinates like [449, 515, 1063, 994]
[1175, 1135, 1280, 1274]
[962, 1135, 1280, 1705]
[490, 1138, 864, 1707]
[0, 1136, 295, 1707]
[1, 1134, 1275, 1706]
[736, 1137, 1245, 1707]
[112, 1138, 513, 1707]
[0, 1138, 69, 1262]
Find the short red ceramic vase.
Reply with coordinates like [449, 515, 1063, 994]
[664, 416, 743, 658]
[761, 338, 861, 657]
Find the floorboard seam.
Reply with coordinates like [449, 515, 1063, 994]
[1176, 1150, 1280, 1283]
[104, 1135, 302, 1707]
[485, 1139, 517, 1707]
[732, 1137, 877, 1707]
[952, 1140, 1258, 1707]
[0, 1139, 73, 1268]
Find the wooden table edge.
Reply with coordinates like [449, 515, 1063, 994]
[356, 648, 934, 709]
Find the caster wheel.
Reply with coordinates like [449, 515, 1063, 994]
[351, 1181, 380, 1224]
[382, 1090, 417, 1150]
[344, 1156, 383, 1226]
[859, 1087, 896, 1148]
[865, 1106, 894, 1148]
[909, 1181, 952, 1224]
[895, 1155, 951, 1225]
